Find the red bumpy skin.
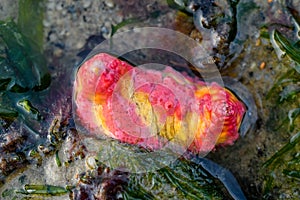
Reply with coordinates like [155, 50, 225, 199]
[74, 53, 246, 154]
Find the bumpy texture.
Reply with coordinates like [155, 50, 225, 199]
[74, 53, 246, 154]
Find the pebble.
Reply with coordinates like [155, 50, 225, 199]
[43, 19, 51, 27]
[86, 156, 97, 169]
[67, 5, 76, 13]
[83, 0, 92, 8]
[47, 1, 55, 10]
[56, 3, 63, 11]
[49, 32, 58, 42]
[105, 0, 115, 8]
[75, 40, 85, 49]
[39, 0, 173, 57]
[53, 48, 64, 58]
[101, 25, 109, 35]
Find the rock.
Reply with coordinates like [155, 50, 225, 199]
[47, 1, 55, 10]
[53, 48, 63, 58]
[83, 0, 92, 9]
[48, 32, 58, 43]
[56, 3, 63, 11]
[105, 0, 115, 8]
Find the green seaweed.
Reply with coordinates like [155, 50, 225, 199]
[16, 184, 68, 196]
[288, 108, 300, 132]
[262, 132, 300, 196]
[266, 31, 300, 135]
[282, 169, 300, 179]
[262, 173, 275, 198]
[263, 132, 300, 169]
[111, 17, 141, 37]
[272, 107, 300, 132]
[0, 106, 18, 119]
[0, 20, 36, 90]
[0, 20, 50, 91]
[266, 68, 299, 100]
[282, 152, 300, 180]
[18, 0, 45, 53]
[17, 99, 42, 121]
[123, 160, 226, 199]
[1, 189, 14, 198]
[0, 0, 50, 93]
[0, 0, 50, 130]
[0, 78, 11, 91]
[55, 150, 62, 167]
[279, 84, 300, 103]
[2, 184, 69, 199]
[95, 139, 230, 199]
[274, 30, 300, 64]
[110, 9, 163, 37]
